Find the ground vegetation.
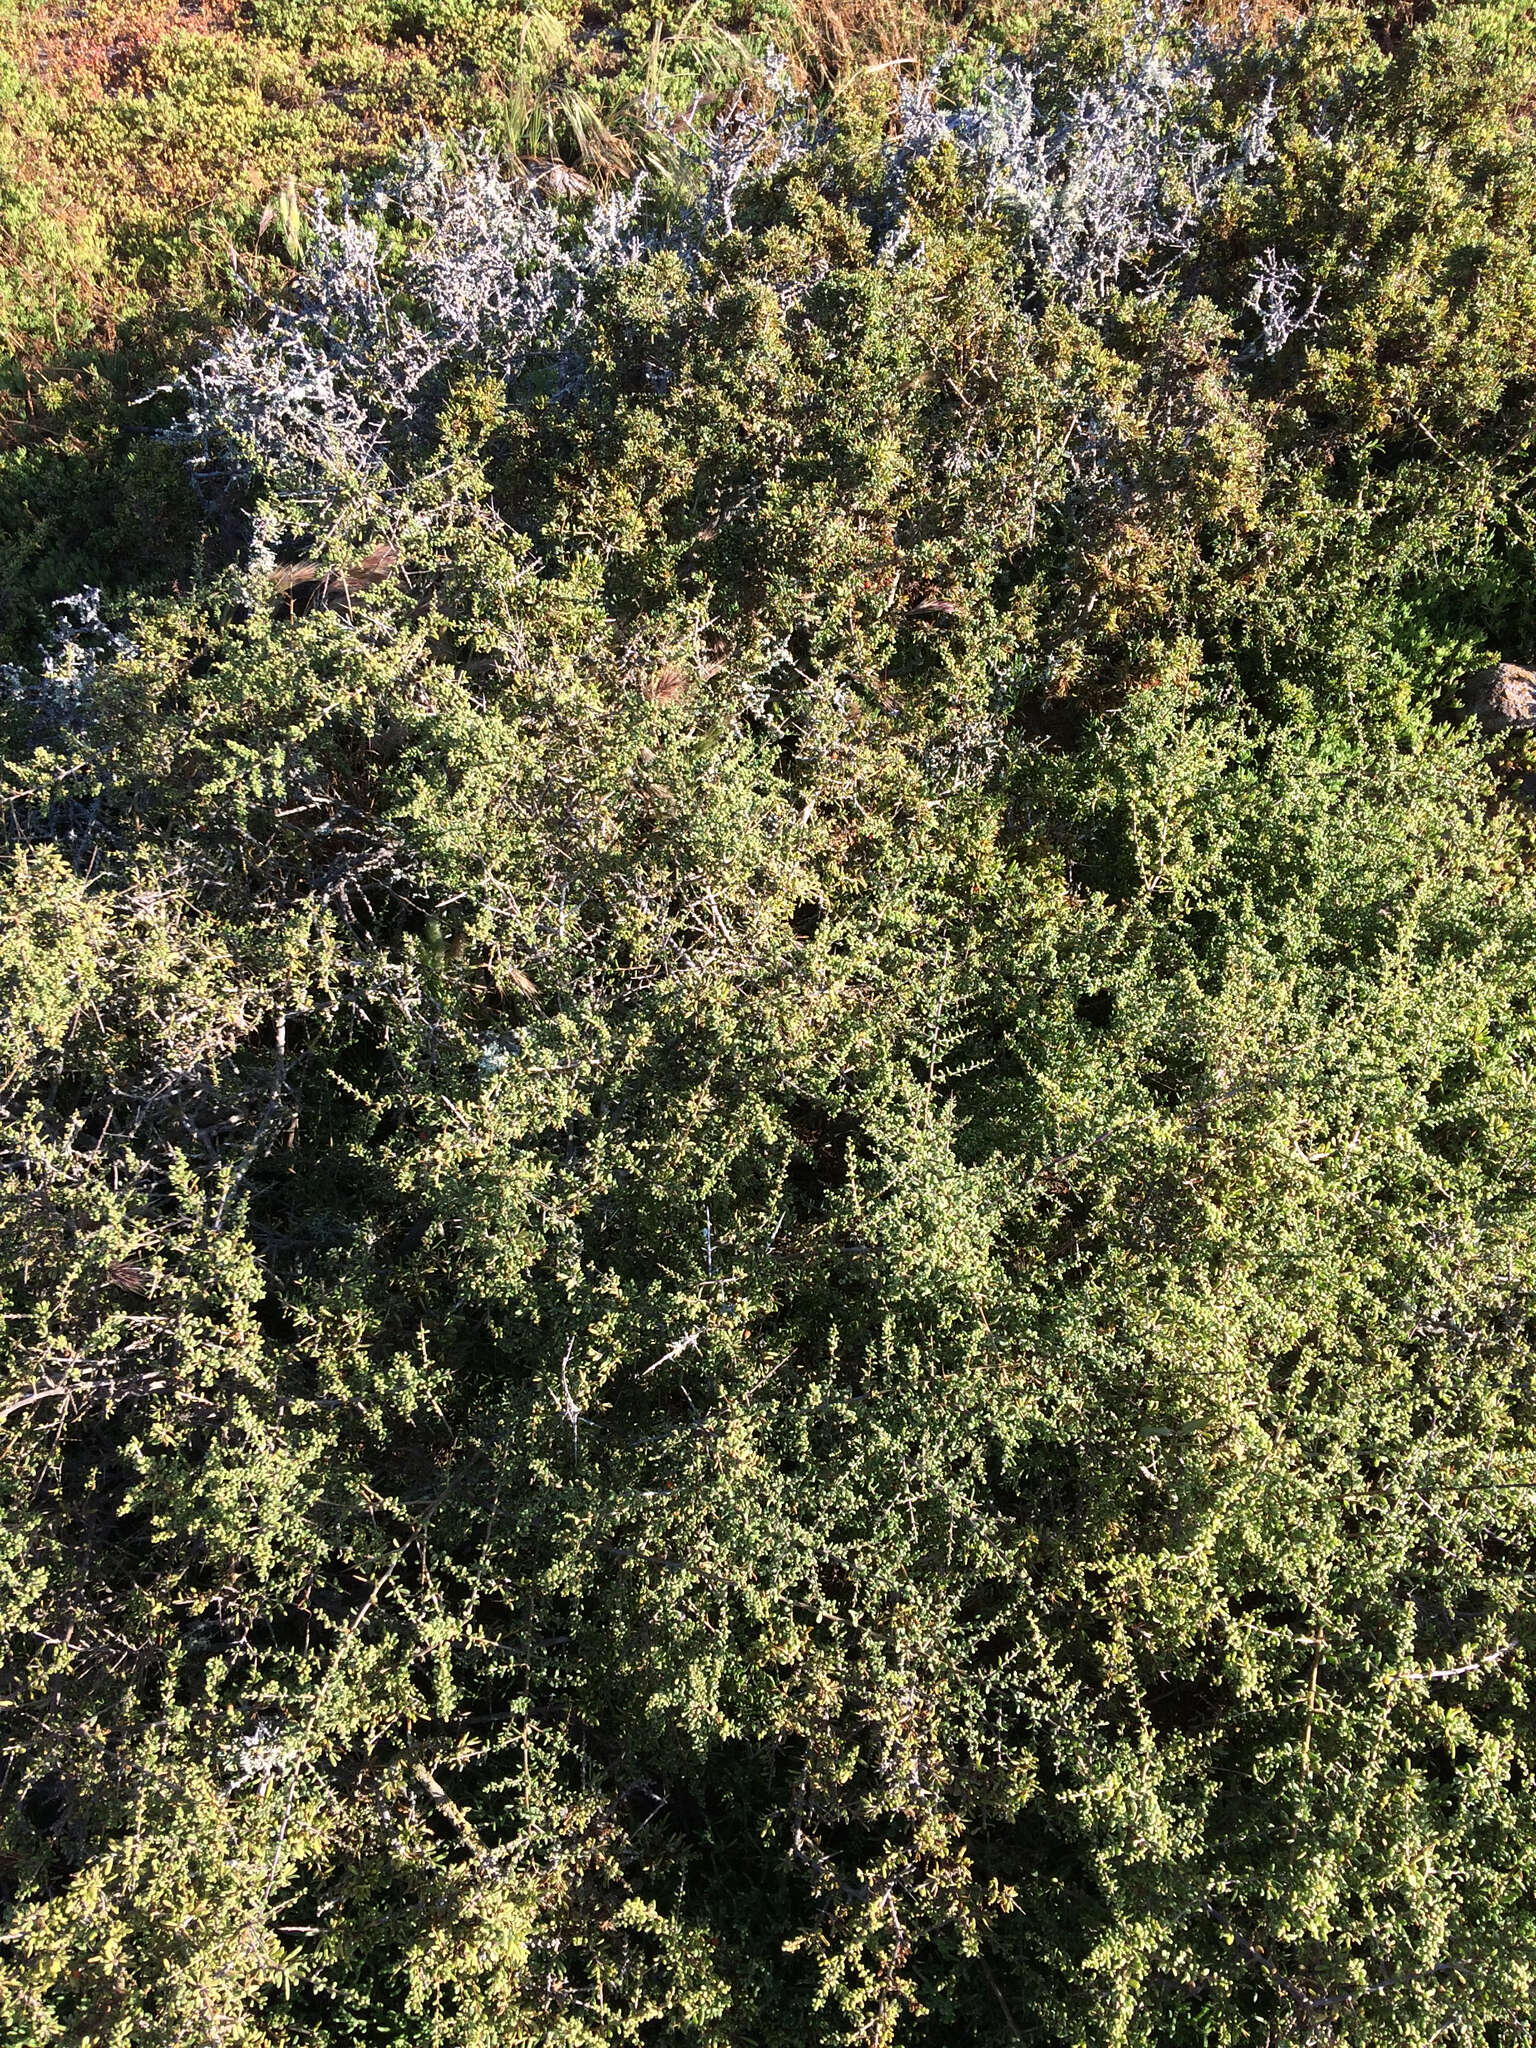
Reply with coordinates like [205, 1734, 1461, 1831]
[5, 3, 1536, 2044]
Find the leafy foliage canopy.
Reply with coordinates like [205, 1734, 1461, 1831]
[6, 6, 1536, 2045]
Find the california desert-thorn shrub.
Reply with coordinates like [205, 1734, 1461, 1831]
[6, 5, 1536, 2044]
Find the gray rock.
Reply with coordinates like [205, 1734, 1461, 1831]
[1468, 661, 1536, 735]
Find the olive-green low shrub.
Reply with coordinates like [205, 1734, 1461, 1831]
[5, 6, 1536, 2043]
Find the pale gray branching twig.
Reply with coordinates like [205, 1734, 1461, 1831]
[1245, 246, 1322, 356]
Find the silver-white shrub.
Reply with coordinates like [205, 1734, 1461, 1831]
[172, 85, 824, 528]
[677, 50, 812, 236]
[0, 588, 133, 732]
[894, 14, 1279, 307]
[174, 136, 652, 524]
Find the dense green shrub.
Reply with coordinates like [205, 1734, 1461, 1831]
[6, 6, 1536, 2043]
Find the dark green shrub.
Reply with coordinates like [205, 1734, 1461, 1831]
[5, 8, 1536, 2043]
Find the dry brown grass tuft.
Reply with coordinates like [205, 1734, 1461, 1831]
[791, 0, 959, 86]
